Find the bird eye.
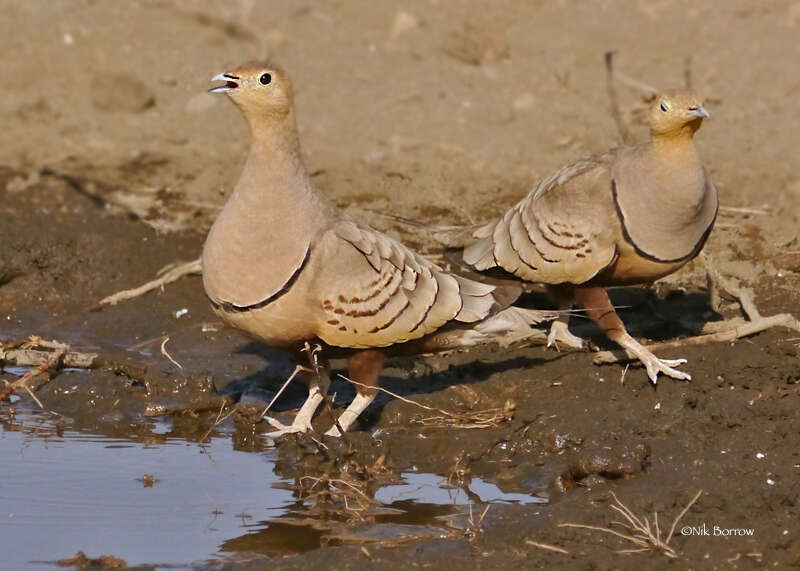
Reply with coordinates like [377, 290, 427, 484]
[659, 101, 669, 112]
[259, 73, 272, 85]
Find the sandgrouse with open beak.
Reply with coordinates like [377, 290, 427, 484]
[203, 63, 552, 437]
[438, 90, 717, 382]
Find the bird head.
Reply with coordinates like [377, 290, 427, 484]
[209, 62, 293, 121]
[648, 89, 709, 137]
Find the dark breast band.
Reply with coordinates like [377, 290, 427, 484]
[208, 247, 311, 313]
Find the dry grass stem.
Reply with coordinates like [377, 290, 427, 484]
[718, 205, 770, 215]
[260, 364, 308, 418]
[338, 374, 514, 429]
[464, 504, 491, 544]
[23, 385, 45, 409]
[560, 490, 702, 558]
[525, 539, 570, 555]
[160, 336, 183, 370]
[604, 51, 634, 145]
[92, 257, 202, 310]
[199, 400, 236, 443]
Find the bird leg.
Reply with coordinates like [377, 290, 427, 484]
[574, 286, 691, 383]
[545, 285, 585, 350]
[265, 354, 331, 437]
[325, 349, 385, 437]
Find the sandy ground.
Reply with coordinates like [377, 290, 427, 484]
[2, 1, 800, 569]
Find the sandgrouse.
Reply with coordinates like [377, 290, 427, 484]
[202, 63, 552, 437]
[438, 90, 717, 382]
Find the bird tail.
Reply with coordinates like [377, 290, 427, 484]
[452, 275, 520, 323]
[474, 306, 558, 334]
[416, 305, 556, 353]
[431, 224, 485, 248]
[368, 211, 486, 248]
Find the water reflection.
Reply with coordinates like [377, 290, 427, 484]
[1, 407, 544, 569]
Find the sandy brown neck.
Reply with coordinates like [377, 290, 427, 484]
[230, 107, 331, 225]
[646, 128, 703, 199]
[246, 107, 302, 158]
[650, 118, 702, 147]
[612, 125, 716, 263]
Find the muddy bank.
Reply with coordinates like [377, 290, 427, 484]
[2, 166, 799, 569]
[3, 1, 800, 567]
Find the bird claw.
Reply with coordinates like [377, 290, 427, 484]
[264, 416, 313, 438]
[642, 356, 691, 384]
[546, 321, 585, 351]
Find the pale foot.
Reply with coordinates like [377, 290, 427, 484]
[546, 320, 585, 351]
[616, 333, 691, 383]
[264, 415, 313, 438]
[263, 370, 328, 439]
[323, 393, 375, 437]
[323, 424, 344, 438]
[638, 354, 690, 383]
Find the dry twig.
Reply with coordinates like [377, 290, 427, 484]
[593, 313, 800, 366]
[92, 258, 202, 310]
[594, 258, 800, 366]
[604, 51, 634, 145]
[160, 336, 183, 370]
[1, 347, 66, 406]
[1, 347, 98, 369]
[525, 539, 570, 555]
[0, 337, 77, 406]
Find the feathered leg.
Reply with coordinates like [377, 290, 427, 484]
[325, 349, 385, 437]
[574, 286, 690, 383]
[265, 358, 331, 437]
[545, 285, 585, 350]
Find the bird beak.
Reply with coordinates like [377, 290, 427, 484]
[209, 72, 240, 94]
[688, 105, 709, 119]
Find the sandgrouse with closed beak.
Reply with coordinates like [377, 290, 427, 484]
[438, 90, 717, 382]
[203, 63, 553, 437]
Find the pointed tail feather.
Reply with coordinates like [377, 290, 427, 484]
[365, 211, 479, 247]
[475, 306, 558, 334]
[431, 224, 485, 248]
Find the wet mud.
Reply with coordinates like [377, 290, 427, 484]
[2, 162, 798, 569]
[3, 2, 800, 569]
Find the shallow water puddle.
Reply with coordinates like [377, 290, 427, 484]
[1, 407, 544, 569]
[375, 472, 545, 506]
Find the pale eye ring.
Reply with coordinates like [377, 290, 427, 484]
[659, 101, 669, 112]
[259, 73, 272, 85]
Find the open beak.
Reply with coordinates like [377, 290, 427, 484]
[209, 72, 240, 94]
[688, 105, 710, 119]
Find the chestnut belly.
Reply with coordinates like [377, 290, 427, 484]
[592, 248, 690, 287]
